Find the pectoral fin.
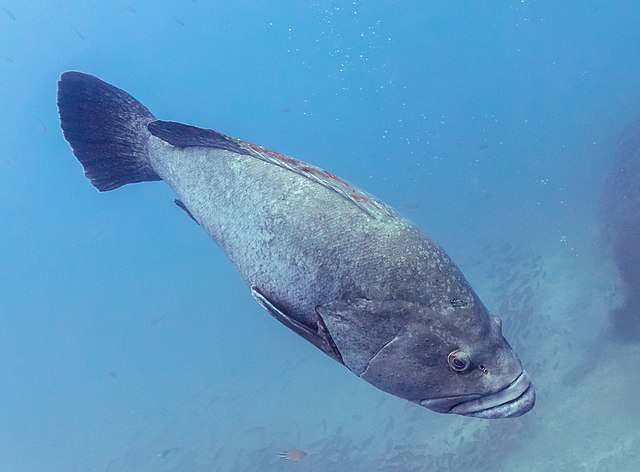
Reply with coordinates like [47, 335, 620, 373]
[250, 287, 344, 364]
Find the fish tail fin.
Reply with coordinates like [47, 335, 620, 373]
[57, 71, 161, 191]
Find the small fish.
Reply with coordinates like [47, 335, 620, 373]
[278, 449, 307, 460]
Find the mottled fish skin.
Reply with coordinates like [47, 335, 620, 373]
[146, 137, 473, 325]
[57, 72, 535, 418]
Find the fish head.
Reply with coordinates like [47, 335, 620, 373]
[317, 298, 535, 418]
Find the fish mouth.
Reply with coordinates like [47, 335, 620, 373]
[421, 370, 536, 419]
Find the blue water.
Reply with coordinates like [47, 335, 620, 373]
[2, 1, 640, 471]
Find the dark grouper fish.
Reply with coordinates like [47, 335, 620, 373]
[57, 72, 535, 419]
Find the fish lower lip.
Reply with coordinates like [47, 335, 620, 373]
[451, 370, 536, 419]
[421, 370, 536, 418]
[464, 382, 536, 418]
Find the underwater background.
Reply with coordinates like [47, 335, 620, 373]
[1, 1, 640, 470]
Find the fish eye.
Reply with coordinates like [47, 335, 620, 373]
[492, 316, 502, 329]
[447, 350, 471, 372]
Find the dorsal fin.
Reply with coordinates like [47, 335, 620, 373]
[148, 120, 249, 155]
[149, 120, 393, 220]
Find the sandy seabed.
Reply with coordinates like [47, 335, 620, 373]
[98, 236, 640, 472]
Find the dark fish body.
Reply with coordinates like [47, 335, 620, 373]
[57, 72, 535, 418]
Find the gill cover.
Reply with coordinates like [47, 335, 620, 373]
[316, 298, 449, 403]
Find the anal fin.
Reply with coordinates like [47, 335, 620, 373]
[174, 199, 199, 225]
